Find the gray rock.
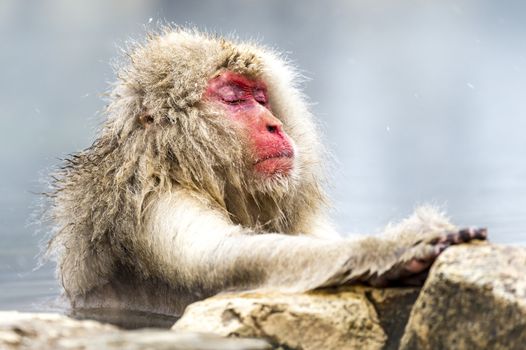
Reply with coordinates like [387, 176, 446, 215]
[400, 244, 526, 350]
[0, 311, 270, 350]
[173, 287, 419, 350]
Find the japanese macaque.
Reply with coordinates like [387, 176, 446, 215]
[47, 28, 487, 317]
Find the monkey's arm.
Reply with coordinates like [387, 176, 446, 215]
[141, 192, 486, 292]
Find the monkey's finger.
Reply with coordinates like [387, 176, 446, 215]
[459, 227, 488, 241]
[370, 242, 446, 286]
[448, 227, 488, 244]
[429, 227, 488, 245]
[397, 243, 448, 276]
[410, 242, 448, 261]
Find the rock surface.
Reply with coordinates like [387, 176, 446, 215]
[0, 311, 270, 350]
[173, 287, 419, 350]
[364, 288, 420, 350]
[400, 244, 526, 350]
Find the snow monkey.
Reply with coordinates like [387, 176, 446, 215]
[47, 28, 487, 316]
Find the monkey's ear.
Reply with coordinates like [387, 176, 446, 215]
[138, 112, 154, 127]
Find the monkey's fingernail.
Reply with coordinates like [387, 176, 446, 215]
[459, 229, 472, 242]
[475, 227, 488, 239]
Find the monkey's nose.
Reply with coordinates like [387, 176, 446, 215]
[258, 107, 284, 135]
[266, 124, 278, 133]
[262, 114, 283, 134]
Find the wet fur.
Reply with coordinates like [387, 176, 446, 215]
[47, 28, 458, 316]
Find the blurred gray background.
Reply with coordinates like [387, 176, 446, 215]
[1, 0, 525, 311]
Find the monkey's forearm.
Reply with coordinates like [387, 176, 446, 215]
[142, 193, 400, 291]
[143, 195, 482, 292]
[148, 227, 400, 293]
[172, 210, 486, 291]
[195, 234, 380, 292]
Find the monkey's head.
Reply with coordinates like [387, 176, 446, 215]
[46, 28, 330, 296]
[204, 70, 295, 180]
[53, 28, 327, 237]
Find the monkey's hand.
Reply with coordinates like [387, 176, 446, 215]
[365, 226, 488, 287]
[322, 207, 490, 289]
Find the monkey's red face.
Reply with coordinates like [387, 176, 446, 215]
[205, 71, 295, 178]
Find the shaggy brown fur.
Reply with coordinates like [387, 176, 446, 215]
[47, 27, 486, 316]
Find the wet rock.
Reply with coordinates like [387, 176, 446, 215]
[173, 287, 419, 350]
[0, 311, 270, 350]
[400, 244, 526, 350]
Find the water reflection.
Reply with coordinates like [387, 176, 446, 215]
[71, 308, 179, 329]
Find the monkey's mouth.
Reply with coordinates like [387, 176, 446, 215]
[255, 150, 294, 164]
[254, 150, 294, 176]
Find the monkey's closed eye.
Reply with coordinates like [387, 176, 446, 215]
[223, 98, 246, 105]
[253, 90, 268, 105]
